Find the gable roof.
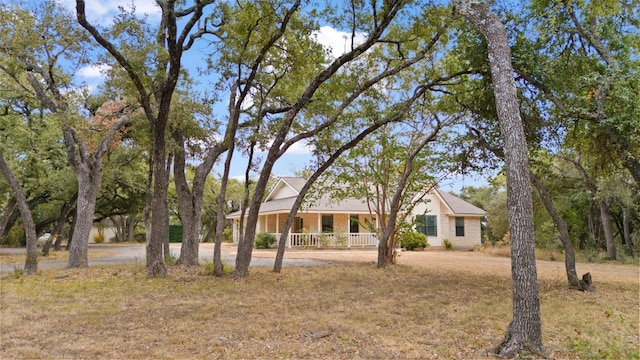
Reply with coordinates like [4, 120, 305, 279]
[265, 177, 306, 201]
[434, 188, 485, 216]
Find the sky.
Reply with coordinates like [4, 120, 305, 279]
[65, 0, 489, 194]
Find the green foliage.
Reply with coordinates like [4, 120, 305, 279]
[443, 238, 452, 250]
[4, 223, 26, 247]
[164, 252, 177, 265]
[222, 226, 233, 243]
[318, 233, 330, 248]
[401, 231, 428, 251]
[200, 261, 232, 275]
[255, 232, 276, 249]
[133, 231, 146, 243]
[169, 225, 183, 243]
[9, 266, 24, 279]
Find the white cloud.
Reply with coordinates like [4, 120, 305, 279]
[60, 0, 160, 25]
[313, 26, 367, 59]
[285, 141, 314, 155]
[255, 138, 315, 156]
[77, 64, 111, 79]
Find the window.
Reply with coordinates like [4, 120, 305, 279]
[321, 215, 334, 232]
[294, 217, 303, 232]
[455, 217, 465, 237]
[416, 215, 437, 237]
[350, 215, 359, 233]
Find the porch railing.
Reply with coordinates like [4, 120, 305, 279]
[271, 232, 378, 248]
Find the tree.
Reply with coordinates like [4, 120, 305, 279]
[0, 1, 125, 266]
[76, 0, 220, 277]
[455, 0, 544, 356]
[0, 150, 38, 274]
[506, 0, 639, 261]
[63, 102, 134, 267]
[569, 153, 617, 259]
[319, 114, 448, 267]
[171, 91, 221, 266]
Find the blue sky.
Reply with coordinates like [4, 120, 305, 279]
[66, 0, 489, 194]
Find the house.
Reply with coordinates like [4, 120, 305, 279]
[226, 177, 485, 249]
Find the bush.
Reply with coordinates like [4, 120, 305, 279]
[93, 232, 105, 244]
[133, 232, 146, 243]
[169, 225, 183, 243]
[255, 232, 276, 249]
[401, 231, 428, 251]
[443, 238, 452, 250]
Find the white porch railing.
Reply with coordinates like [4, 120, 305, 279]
[271, 232, 378, 248]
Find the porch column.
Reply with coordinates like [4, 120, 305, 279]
[276, 214, 279, 234]
[347, 214, 351, 248]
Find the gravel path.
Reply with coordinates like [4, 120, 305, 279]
[0, 243, 328, 274]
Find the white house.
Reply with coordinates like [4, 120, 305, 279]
[227, 177, 485, 249]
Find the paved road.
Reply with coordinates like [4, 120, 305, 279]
[0, 243, 328, 274]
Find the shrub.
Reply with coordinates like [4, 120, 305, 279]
[443, 238, 452, 250]
[223, 226, 233, 243]
[169, 225, 183, 243]
[133, 232, 146, 243]
[93, 232, 105, 244]
[255, 232, 276, 249]
[164, 252, 177, 265]
[401, 231, 428, 251]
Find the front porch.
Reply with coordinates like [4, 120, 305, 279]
[230, 212, 380, 248]
[272, 232, 378, 248]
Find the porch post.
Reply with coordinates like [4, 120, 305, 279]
[347, 214, 351, 248]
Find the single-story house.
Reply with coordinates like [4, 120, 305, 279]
[227, 177, 485, 249]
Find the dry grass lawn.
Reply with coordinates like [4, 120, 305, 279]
[0, 247, 638, 359]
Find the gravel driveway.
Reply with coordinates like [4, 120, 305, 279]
[0, 243, 329, 274]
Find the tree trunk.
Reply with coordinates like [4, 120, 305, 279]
[0, 196, 16, 245]
[59, 208, 75, 251]
[43, 195, 76, 256]
[622, 207, 633, 256]
[571, 155, 617, 259]
[0, 151, 38, 274]
[176, 208, 202, 266]
[530, 173, 580, 288]
[147, 125, 168, 277]
[598, 199, 617, 259]
[68, 167, 101, 268]
[112, 215, 124, 242]
[127, 213, 136, 242]
[213, 146, 235, 276]
[455, 1, 544, 357]
[173, 132, 221, 267]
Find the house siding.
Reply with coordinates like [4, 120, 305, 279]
[413, 192, 445, 247]
[410, 192, 483, 248]
[446, 216, 482, 248]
